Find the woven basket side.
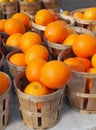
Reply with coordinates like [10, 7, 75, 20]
[13, 71, 64, 129]
[58, 48, 96, 113]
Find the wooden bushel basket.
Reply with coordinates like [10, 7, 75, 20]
[47, 26, 95, 60]
[0, 71, 11, 130]
[0, 51, 4, 71]
[6, 49, 26, 79]
[13, 71, 64, 129]
[70, 8, 96, 31]
[0, 1, 19, 19]
[41, 0, 60, 12]
[58, 48, 96, 114]
[19, 0, 41, 16]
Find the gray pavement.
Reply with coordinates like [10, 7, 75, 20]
[60, 0, 96, 11]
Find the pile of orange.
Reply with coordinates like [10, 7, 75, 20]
[72, 7, 96, 20]
[24, 59, 72, 97]
[34, 9, 59, 26]
[60, 33, 96, 92]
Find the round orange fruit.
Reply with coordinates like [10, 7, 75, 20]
[40, 60, 71, 89]
[25, 44, 49, 65]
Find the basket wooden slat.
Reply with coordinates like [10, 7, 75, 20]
[58, 48, 96, 114]
[13, 71, 64, 129]
[0, 71, 11, 130]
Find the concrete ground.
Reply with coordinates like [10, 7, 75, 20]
[60, 0, 96, 11]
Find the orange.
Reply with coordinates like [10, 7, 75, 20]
[72, 34, 96, 58]
[0, 19, 7, 32]
[62, 10, 69, 15]
[25, 44, 49, 65]
[34, 9, 53, 26]
[0, 72, 9, 94]
[48, 9, 58, 21]
[26, 58, 47, 82]
[4, 18, 25, 35]
[63, 33, 79, 45]
[64, 57, 86, 72]
[19, 32, 42, 53]
[24, 81, 53, 96]
[6, 33, 22, 47]
[87, 67, 96, 73]
[91, 53, 96, 67]
[9, 52, 26, 66]
[75, 57, 91, 71]
[24, 80, 55, 110]
[67, 27, 77, 35]
[73, 11, 83, 19]
[40, 60, 71, 89]
[83, 7, 96, 20]
[12, 12, 30, 28]
[86, 67, 96, 91]
[44, 20, 68, 43]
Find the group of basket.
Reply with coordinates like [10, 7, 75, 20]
[1, 2, 96, 130]
[0, 0, 60, 19]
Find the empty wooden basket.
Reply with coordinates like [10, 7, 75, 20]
[13, 71, 64, 129]
[58, 48, 96, 114]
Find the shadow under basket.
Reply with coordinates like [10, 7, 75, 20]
[6, 49, 26, 79]
[58, 48, 96, 114]
[0, 51, 4, 71]
[13, 71, 64, 129]
[0, 71, 11, 130]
